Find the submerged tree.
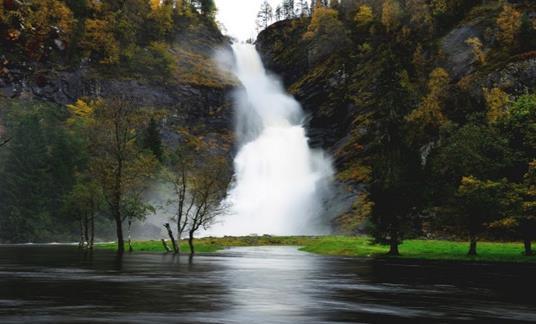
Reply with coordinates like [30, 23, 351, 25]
[63, 176, 103, 250]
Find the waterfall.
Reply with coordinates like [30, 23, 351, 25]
[209, 44, 334, 236]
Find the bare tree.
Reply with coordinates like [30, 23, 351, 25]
[186, 153, 231, 255]
[256, 0, 274, 31]
[164, 132, 231, 255]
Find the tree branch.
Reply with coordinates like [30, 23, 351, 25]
[0, 137, 11, 147]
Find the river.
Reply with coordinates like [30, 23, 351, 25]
[0, 245, 535, 323]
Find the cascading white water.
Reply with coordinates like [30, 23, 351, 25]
[209, 44, 334, 236]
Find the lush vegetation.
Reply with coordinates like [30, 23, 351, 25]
[1, 0, 535, 262]
[98, 235, 536, 263]
[257, 0, 536, 258]
[0, 0, 226, 86]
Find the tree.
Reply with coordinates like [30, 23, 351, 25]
[496, 3, 521, 46]
[282, 0, 295, 19]
[465, 37, 486, 65]
[406, 0, 433, 35]
[256, 1, 273, 31]
[381, 0, 402, 33]
[498, 94, 536, 179]
[63, 176, 103, 250]
[329, 0, 339, 10]
[521, 161, 536, 255]
[68, 98, 158, 254]
[406, 68, 450, 145]
[0, 101, 81, 243]
[354, 5, 374, 29]
[186, 153, 230, 255]
[298, 0, 309, 17]
[275, 5, 282, 21]
[519, 13, 536, 52]
[164, 131, 231, 255]
[142, 118, 163, 162]
[162, 137, 198, 254]
[456, 176, 504, 256]
[82, 17, 120, 65]
[367, 53, 423, 256]
[483, 87, 510, 124]
[303, 6, 349, 61]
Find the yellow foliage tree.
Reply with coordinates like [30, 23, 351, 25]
[496, 3, 522, 46]
[483, 87, 510, 124]
[406, 68, 450, 139]
[381, 0, 402, 33]
[465, 37, 486, 65]
[430, 0, 447, 16]
[82, 18, 120, 65]
[354, 5, 374, 28]
[303, 6, 347, 43]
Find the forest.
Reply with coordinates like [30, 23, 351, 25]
[0, 0, 535, 259]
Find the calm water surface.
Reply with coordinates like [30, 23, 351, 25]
[0, 245, 535, 323]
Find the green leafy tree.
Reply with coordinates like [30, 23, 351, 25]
[142, 118, 163, 162]
[354, 4, 374, 30]
[0, 101, 80, 243]
[456, 176, 505, 256]
[68, 98, 158, 254]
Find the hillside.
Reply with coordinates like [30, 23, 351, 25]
[256, 0, 536, 236]
[0, 0, 234, 242]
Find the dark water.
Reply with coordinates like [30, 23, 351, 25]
[0, 245, 535, 323]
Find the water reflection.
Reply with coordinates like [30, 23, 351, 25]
[0, 245, 535, 323]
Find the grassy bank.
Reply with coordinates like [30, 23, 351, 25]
[97, 236, 536, 263]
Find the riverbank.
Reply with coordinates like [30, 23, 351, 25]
[98, 236, 536, 263]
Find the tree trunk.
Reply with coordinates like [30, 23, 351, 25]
[128, 219, 133, 252]
[79, 217, 84, 249]
[84, 213, 89, 247]
[188, 231, 195, 256]
[115, 213, 124, 254]
[177, 232, 182, 254]
[161, 239, 171, 253]
[523, 238, 533, 256]
[89, 214, 95, 250]
[164, 223, 178, 253]
[387, 230, 400, 256]
[468, 235, 477, 256]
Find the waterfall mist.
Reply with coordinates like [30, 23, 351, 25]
[208, 44, 334, 236]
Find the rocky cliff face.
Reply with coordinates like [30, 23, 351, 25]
[255, 2, 536, 232]
[0, 19, 235, 151]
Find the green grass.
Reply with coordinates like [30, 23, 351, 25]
[97, 236, 536, 263]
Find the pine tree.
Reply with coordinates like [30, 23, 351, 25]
[298, 0, 309, 17]
[143, 118, 163, 162]
[282, 0, 295, 19]
[275, 5, 282, 21]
